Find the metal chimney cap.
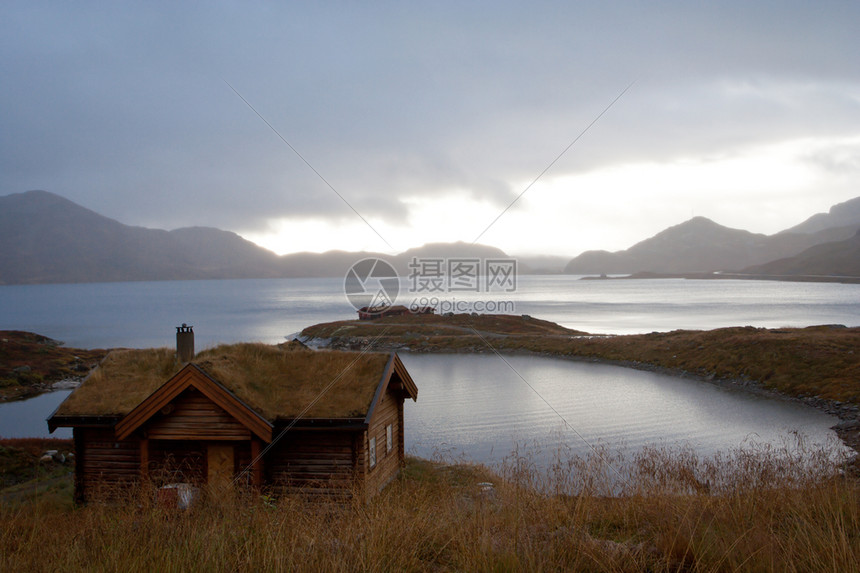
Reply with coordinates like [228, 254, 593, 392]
[176, 324, 194, 333]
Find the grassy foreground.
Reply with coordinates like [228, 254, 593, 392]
[1, 443, 858, 572]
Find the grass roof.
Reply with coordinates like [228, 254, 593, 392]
[54, 344, 393, 421]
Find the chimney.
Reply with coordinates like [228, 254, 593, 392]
[176, 324, 194, 363]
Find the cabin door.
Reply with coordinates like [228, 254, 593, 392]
[207, 443, 234, 489]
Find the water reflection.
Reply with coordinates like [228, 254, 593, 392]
[401, 354, 846, 469]
[0, 354, 848, 473]
[0, 390, 72, 439]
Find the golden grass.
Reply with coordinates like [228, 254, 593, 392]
[54, 344, 393, 420]
[304, 313, 584, 338]
[196, 343, 390, 419]
[0, 330, 106, 400]
[56, 347, 178, 416]
[1, 444, 857, 572]
[304, 315, 860, 405]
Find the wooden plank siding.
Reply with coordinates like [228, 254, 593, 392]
[146, 440, 207, 486]
[265, 430, 358, 496]
[144, 389, 252, 441]
[364, 384, 403, 495]
[114, 363, 272, 442]
[74, 427, 140, 503]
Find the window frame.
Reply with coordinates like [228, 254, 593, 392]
[386, 424, 393, 454]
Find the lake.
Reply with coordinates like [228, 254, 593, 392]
[1, 276, 858, 349]
[0, 390, 72, 439]
[0, 353, 846, 470]
[0, 276, 856, 465]
[400, 354, 846, 467]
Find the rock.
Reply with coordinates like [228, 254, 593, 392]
[834, 420, 860, 431]
[51, 378, 82, 390]
[13, 365, 31, 373]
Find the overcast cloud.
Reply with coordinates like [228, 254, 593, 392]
[2, 1, 859, 256]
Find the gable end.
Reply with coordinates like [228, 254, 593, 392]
[114, 364, 273, 442]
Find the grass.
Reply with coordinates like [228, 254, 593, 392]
[0, 438, 75, 509]
[55, 344, 394, 420]
[302, 315, 860, 406]
[1, 443, 857, 571]
[0, 331, 106, 400]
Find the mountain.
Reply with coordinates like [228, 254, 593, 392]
[277, 242, 521, 278]
[781, 196, 860, 234]
[741, 229, 860, 277]
[0, 191, 520, 284]
[565, 217, 832, 275]
[6, 189, 859, 284]
[0, 190, 282, 284]
[279, 250, 389, 278]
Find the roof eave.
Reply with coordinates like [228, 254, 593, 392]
[47, 415, 121, 433]
[274, 417, 368, 430]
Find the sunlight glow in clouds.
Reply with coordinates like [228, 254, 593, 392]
[244, 136, 860, 258]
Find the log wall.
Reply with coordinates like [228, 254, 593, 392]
[147, 440, 206, 486]
[365, 385, 403, 495]
[74, 427, 140, 503]
[265, 430, 357, 496]
[145, 389, 251, 441]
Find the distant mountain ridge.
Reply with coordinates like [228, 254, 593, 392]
[0, 190, 284, 284]
[741, 228, 860, 277]
[781, 196, 860, 234]
[564, 213, 860, 276]
[0, 191, 521, 284]
[3, 190, 859, 284]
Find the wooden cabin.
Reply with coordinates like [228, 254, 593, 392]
[48, 341, 417, 504]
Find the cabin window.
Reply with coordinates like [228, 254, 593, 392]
[386, 424, 393, 453]
[369, 437, 377, 469]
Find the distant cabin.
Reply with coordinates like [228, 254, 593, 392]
[48, 340, 417, 504]
[357, 305, 435, 320]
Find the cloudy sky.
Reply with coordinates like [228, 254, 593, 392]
[2, 2, 859, 257]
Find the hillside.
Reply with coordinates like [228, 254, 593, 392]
[742, 228, 860, 277]
[4, 190, 860, 283]
[782, 196, 860, 234]
[0, 191, 283, 284]
[564, 215, 859, 275]
[0, 191, 518, 284]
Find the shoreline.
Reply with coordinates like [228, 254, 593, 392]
[5, 319, 858, 458]
[301, 320, 860, 457]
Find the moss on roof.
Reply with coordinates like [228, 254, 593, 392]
[54, 343, 392, 421]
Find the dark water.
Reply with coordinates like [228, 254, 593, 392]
[0, 390, 72, 439]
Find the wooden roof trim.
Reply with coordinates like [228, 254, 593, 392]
[363, 352, 417, 425]
[114, 365, 196, 439]
[363, 353, 395, 425]
[48, 415, 121, 433]
[393, 353, 418, 401]
[185, 365, 274, 442]
[114, 363, 273, 442]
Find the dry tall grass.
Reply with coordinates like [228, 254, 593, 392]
[2, 442, 857, 572]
